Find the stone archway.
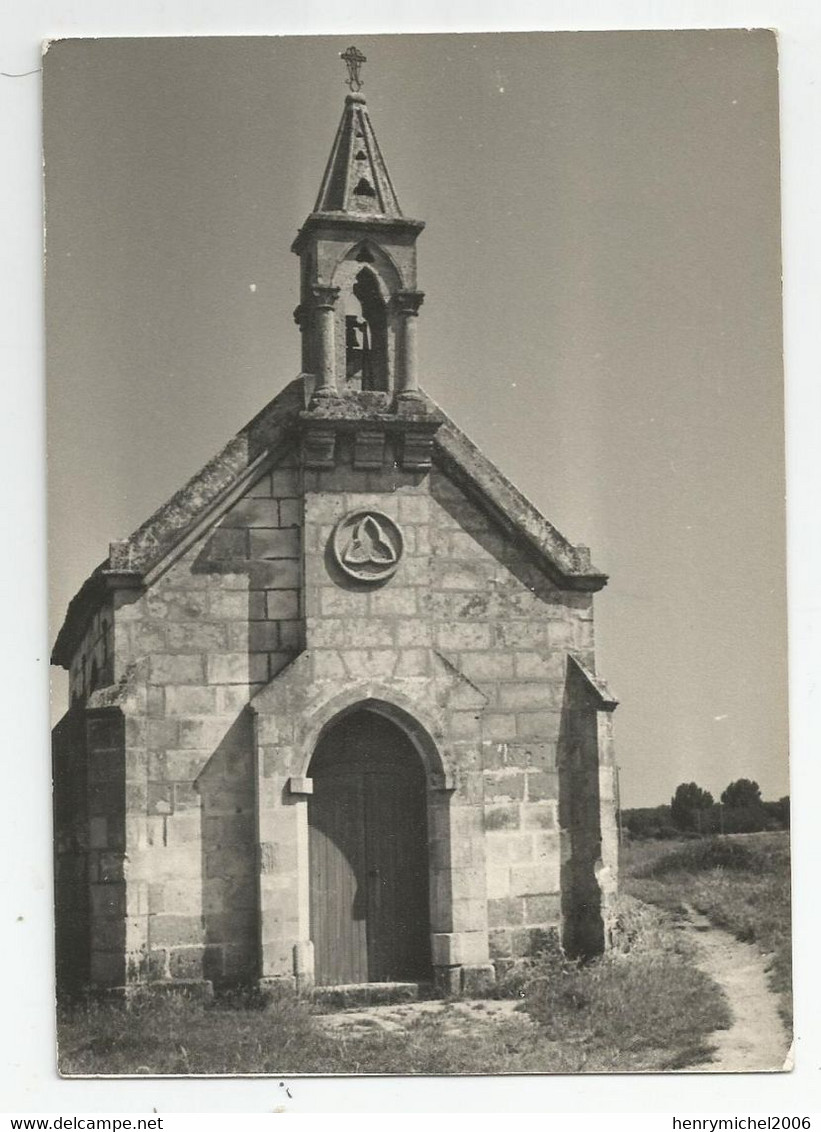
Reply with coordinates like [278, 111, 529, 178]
[307, 706, 432, 985]
[251, 658, 493, 994]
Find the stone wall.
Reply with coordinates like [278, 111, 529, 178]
[103, 452, 304, 986]
[57, 435, 613, 990]
[52, 707, 129, 990]
[294, 434, 597, 979]
[429, 470, 596, 970]
[53, 708, 91, 996]
[67, 601, 113, 705]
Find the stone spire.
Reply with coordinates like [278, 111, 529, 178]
[292, 77, 425, 405]
[313, 92, 403, 219]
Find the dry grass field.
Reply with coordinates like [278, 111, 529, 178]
[622, 831, 792, 1029]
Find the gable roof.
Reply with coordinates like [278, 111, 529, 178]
[433, 408, 601, 586]
[51, 380, 607, 667]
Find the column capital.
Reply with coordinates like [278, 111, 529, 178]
[310, 284, 341, 310]
[393, 289, 425, 316]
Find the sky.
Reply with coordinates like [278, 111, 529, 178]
[44, 31, 787, 808]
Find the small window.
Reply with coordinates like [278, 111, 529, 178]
[353, 177, 376, 198]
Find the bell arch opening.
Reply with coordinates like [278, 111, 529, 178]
[307, 706, 433, 986]
[344, 267, 389, 391]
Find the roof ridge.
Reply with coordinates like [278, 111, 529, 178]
[423, 390, 607, 588]
[112, 377, 304, 572]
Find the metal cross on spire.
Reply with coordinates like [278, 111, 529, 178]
[340, 45, 367, 92]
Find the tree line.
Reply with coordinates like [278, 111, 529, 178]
[622, 778, 789, 840]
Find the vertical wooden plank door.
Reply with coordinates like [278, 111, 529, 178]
[308, 771, 369, 985]
[308, 709, 432, 986]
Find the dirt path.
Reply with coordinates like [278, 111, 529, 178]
[679, 907, 791, 1072]
[313, 910, 792, 1072]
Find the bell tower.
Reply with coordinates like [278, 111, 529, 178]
[292, 62, 425, 403]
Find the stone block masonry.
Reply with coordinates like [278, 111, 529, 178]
[95, 454, 305, 987]
[282, 434, 596, 985]
[53, 419, 616, 994]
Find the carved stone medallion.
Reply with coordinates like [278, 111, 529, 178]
[332, 510, 404, 582]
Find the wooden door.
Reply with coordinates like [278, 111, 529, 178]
[308, 710, 431, 986]
[308, 771, 369, 984]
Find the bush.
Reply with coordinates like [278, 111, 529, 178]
[623, 798, 789, 840]
[524, 951, 730, 1065]
[631, 836, 758, 878]
[609, 894, 670, 955]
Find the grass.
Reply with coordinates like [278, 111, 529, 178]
[58, 834, 793, 1076]
[521, 895, 731, 1071]
[58, 991, 546, 1076]
[622, 831, 792, 1029]
[57, 896, 730, 1076]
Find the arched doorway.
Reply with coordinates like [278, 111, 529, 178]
[308, 707, 432, 985]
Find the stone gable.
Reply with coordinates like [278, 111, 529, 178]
[54, 421, 617, 994]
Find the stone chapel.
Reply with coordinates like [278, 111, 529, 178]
[51, 75, 619, 999]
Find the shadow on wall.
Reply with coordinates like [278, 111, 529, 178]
[53, 707, 93, 998]
[197, 709, 258, 986]
[55, 707, 129, 996]
[558, 661, 604, 960]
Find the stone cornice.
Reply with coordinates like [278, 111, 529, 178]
[291, 213, 425, 256]
[568, 653, 619, 709]
[299, 390, 440, 427]
[50, 569, 143, 669]
[430, 404, 608, 592]
[298, 393, 442, 471]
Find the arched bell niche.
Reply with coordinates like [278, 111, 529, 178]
[332, 243, 401, 392]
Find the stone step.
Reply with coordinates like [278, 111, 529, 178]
[102, 979, 215, 1002]
[311, 981, 434, 1008]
